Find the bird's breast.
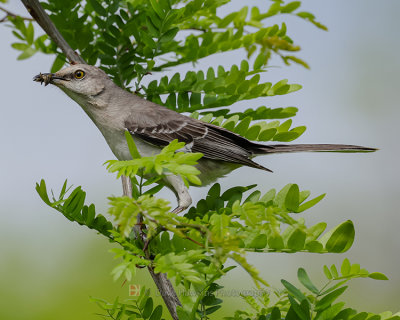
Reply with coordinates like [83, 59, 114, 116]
[99, 127, 161, 161]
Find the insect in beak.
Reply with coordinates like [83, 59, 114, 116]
[33, 73, 66, 86]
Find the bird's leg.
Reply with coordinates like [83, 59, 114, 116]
[164, 174, 192, 214]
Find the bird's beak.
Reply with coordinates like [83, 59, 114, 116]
[33, 72, 67, 86]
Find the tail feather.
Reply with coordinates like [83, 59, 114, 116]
[252, 143, 377, 154]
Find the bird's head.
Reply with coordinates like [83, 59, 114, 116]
[33, 64, 108, 97]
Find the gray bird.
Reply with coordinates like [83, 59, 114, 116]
[33, 64, 375, 213]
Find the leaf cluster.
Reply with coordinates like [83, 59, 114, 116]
[35, 137, 393, 319]
[92, 287, 165, 320]
[6, 0, 319, 95]
[187, 182, 354, 254]
[106, 137, 203, 188]
[8, 17, 54, 60]
[145, 62, 301, 113]
[36, 179, 113, 237]
[196, 110, 305, 142]
[226, 260, 397, 320]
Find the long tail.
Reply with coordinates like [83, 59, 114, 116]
[252, 143, 377, 154]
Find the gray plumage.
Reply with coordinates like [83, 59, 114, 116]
[33, 64, 376, 213]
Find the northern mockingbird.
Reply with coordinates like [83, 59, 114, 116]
[33, 64, 375, 213]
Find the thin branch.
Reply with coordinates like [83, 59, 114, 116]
[183, 234, 205, 248]
[148, 268, 182, 318]
[20, 0, 85, 64]
[20, 1, 182, 318]
[0, 5, 34, 22]
[121, 177, 182, 320]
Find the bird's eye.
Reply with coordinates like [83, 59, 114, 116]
[74, 70, 85, 79]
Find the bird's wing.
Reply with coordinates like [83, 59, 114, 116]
[125, 112, 270, 170]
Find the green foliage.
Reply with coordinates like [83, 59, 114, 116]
[145, 65, 302, 113]
[186, 182, 353, 254]
[92, 287, 165, 320]
[8, 17, 54, 61]
[191, 110, 306, 142]
[35, 179, 113, 237]
[154, 250, 209, 285]
[6, 0, 313, 123]
[4, 0, 394, 318]
[106, 139, 203, 187]
[35, 147, 384, 319]
[226, 260, 396, 320]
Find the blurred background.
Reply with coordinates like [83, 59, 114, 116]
[0, 0, 399, 318]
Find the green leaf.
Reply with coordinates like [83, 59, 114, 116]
[26, 22, 34, 45]
[85, 204, 96, 226]
[273, 131, 299, 142]
[11, 42, 29, 51]
[288, 295, 310, 320]
[268, 233, 284, 250]
[51, 55, 66, 73]
[205, 305, 221, 315]
[270, 307, 281, 320]
[281, 1, 301, 13]
[244, 190, 261, 203]
[305, 241, 323, 253]
[297, 268, 319, 294]
[103, 32, 118, 47]
[368, 272, 389, 280]
[221, 184, 257, 200]
[298, 194, 325, 212]
[63, 187, 85, 217]
[287, 228, 306, 251]
[176, 306, 191, 320]
[341, 258, 351, 276]
[98, 42, 116, 56]
[325, 221, 355, 253]
[143, 184, 164, 196]
[17, 47, 36, 60]
[281, 279, 308, 304]
[124, 131, 141, 159]
[35, 179, 51, 205]
[149, 305, 163, 320]
[307, 222, 327, 241]
[315, 302, 345, 320]
[285, 184, 299, 212]
[286, 306, 299, 320]
[258, 128, 277, 141]
[150, 0, 165, 18]
[234, 116, 252, 136]
[12, 31, 24, 41]
[315, 286, 347, 311]
[142, 297, 154, 318]
[88, 0, 107, 16]
[329, 265, 338, 279]
[249, 234, 268, 249]
[161, 27, 179, 43]
[205, 183, 221, 207]
[323, 265, 333, 280]
[320, 280, 348, 296]
[275, 183, 295, 208]
[350, 312, 369, 320]
[254, 51, 268, 70]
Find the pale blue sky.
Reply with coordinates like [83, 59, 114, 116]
[1, 0, 399, 317]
